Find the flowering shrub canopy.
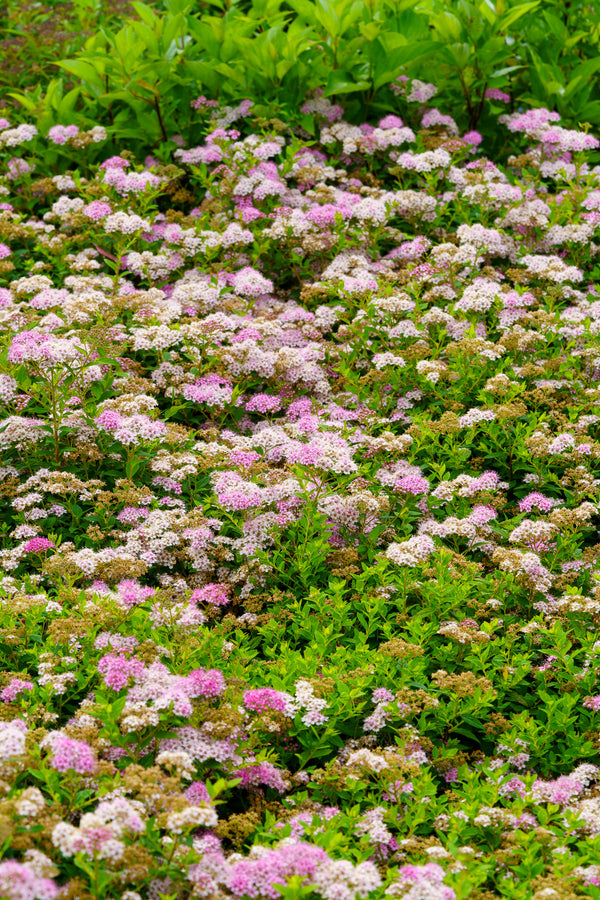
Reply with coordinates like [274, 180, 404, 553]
[1, 74, 600, 900]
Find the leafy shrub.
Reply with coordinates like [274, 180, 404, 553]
[4, 0, 600, 157]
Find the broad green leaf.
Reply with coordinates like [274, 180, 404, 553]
[131, 1, 158, 26]
[500, 0, 539, 30]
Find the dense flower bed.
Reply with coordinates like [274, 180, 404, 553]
[1, 84, 600, 899]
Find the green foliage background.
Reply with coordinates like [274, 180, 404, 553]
[2, 0, 600, 155]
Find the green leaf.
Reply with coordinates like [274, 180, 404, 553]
[500, 0, 539, 30]
[322, 72, 370, 96]
[130, 20, 161, 55]
[57, 59, 107, 92]
[131, 1, 158, 26]
[478, 0, 496, 26]
[58, 87, 81, 118]
[432, 11, 463, 42]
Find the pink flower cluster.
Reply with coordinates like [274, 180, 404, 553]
[243, 688, 289, 713]
[1, 679, 34, 703]
[46, 735, 97, 775]
[0, 860, 57, 900]
[191, 583, 231, 606]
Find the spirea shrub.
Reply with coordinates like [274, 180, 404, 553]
[1, 82, 600, 899]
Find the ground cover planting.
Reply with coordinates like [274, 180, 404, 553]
[4, 11, 600, 898]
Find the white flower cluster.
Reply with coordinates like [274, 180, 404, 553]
[287, 679, 329, 726]
[386, 534, 435, 566]
[519, 253, 583, 282]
